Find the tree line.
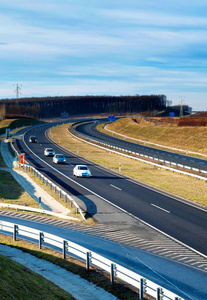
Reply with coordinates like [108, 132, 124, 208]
[0, 95, 169, 119]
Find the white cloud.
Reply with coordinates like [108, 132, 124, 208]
[101, 9, 207, 28]
[0, 1, 207, 111]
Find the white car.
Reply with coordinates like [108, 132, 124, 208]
[73, 165, 91, 177]
[53, 154, 66, 164]
[44, 148, 55, 157]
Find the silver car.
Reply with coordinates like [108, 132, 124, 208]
[53, 154, 66, 164]
[44, 148, 55, 157]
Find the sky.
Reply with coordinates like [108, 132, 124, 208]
[1, 0, 207, 111]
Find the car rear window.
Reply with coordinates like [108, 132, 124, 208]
[79, 166, 88, 170]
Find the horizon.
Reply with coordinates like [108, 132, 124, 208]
[1, 1, 207, 111]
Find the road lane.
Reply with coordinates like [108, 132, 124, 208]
[13, 123, 207, 256]
[75, 121, 207, 172]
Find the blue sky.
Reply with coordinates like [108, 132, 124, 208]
[1, 0, 207, 111]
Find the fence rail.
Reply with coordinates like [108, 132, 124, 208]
[17, 162, 86, 220]
[0, 220, 183, 300]
[70, 124, 207, 182]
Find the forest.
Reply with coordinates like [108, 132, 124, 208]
[0, 94, 169, 119]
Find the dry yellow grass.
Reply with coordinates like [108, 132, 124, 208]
[105, 118, 207, 155]
[50, 124, 207, 207]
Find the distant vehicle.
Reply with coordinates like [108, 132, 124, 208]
[44, 148, 55, 157]
[53, 154, 66, 164]
[73, 165, 91, 177]
[29, 136, 37, 143]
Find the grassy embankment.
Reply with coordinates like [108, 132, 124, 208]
[0, 118, 43, 208]
[50, 123, 207, 207]
[103, 117, 207, 156]
[0, 235, 141, 300]
[0, 251, 75, 300]
[0, 118, 42, 135]
[0, 149, 40, 209]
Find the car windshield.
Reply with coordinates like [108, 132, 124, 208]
[47, 149, 53, 151]
[79, 166, 88, 170]
[57, 155, 64, 158]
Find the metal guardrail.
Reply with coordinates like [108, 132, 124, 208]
[0, 220, 183, 300]
[105, 126, 207, 159]
[17, 163, 86, 220]
[8, 136, 86, 220]
[70, 125, 207, 182]
[0, 203, 79, 221]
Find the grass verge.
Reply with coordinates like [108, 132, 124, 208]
[0, 234, 147, 300]
[50, 124, 207, 207]
[0, 169, 40, 208]
[103, 117, 207, 157]
[0, 251, 74, 300]
[0, 118, 43, 135]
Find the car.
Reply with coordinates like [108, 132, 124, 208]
[44, 148, 55, 157]
[53, 154, 66, 164]
[73, 165, 91, 177]
[29, 136, 37, 143]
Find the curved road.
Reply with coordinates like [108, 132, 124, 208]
[12, 122, 207, 258]
[74, 121, 207, 172]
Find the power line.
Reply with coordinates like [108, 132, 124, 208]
[13, 84, 22, 103]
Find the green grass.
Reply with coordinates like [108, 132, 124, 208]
[0, 169, 40, 208]
[0, 253, 75, 300]
[0, 151, 6, 167]
[0, 118, 43, 135]
[0, 235, 144, 300]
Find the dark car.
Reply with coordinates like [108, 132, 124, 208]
[29, 136, 37, 143]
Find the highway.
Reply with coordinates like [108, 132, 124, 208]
[12, 122, 207, 257]
[74, 121, 207, 172]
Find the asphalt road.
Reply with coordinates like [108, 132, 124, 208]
[13, 122, 207, 256]
[74, 121, 207, 172]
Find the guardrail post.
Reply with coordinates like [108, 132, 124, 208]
[42, 176, 44, 184]
[39, 232, 44, 249]
[39, 197, 42, 209]
[55, 186, 57, 193]
[13, 225, 18, 241]
[46, 179, 48, 186]
[65, 194, 67, 203]
[157, 287, 164, 300]
[140, 278, 147, 300]
[119, 163, 121, 172]
[110, 263, 116, 284]
[50, 182, 52, 190]
[59, 190, 62, 198]
[86, 251, 91, 271]
[71, 200, 73, 208]
[63, 240, 68, 259]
